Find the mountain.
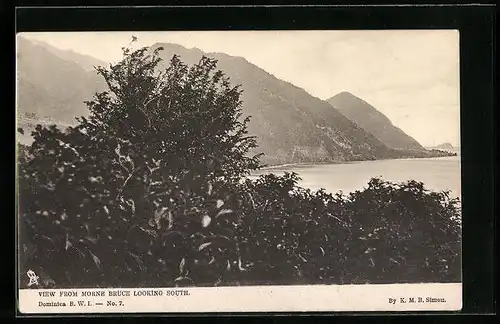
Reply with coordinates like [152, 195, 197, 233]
[16, 39, 450, 163]
[28, 38, 108, 72]
[327, 92, 425, 151]
[149, 43, 409, 165]
[16, 36, 106, 125]
[436, 142, 454, 150]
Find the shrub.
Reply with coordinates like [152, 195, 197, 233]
[228, 174, 461, 285]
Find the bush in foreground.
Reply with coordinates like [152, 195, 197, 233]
[227, 173, 461, 286]
[17, 45, 461, 288]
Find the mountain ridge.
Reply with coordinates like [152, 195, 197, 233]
[327, 92, 425, 151]
[16, 39, 454, 163]
[435, 142, 455, 149]
[16, 36, 106, 124]
[25, 37, 108, 71]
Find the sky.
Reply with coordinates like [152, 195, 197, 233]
[20, 30, 460, 147]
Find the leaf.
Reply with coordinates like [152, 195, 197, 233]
[201, 215, 211, 227]
[319, 246, 325, 256]
[204, 235, 231, 244]
[65, 234, 72, 251]
[247, 193, 255, 209]
[237, 257, 246, 271]
[174, 276, 194, 287]
[179, 257, 186, 274]
[216, 199, 224, 208]
[198, 242, 212, 251]
[127, 251, 146, 271]
[154, 207, 167, 223]
[37, 235, 56, 249]
[138, 226, 156, 238]
[87, 249, 102, 270]
[369, 258, 375, 267]
[297, 253, 308, 263]
[85, 236, 99, 245]
[215, 209, 233, 218]
[166, 210, 174, 229]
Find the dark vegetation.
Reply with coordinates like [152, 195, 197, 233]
[17, 45, 462, 288]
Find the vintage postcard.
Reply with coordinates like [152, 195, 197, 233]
[16, 30, 462, 313]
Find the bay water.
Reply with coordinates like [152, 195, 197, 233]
[250, 155, 461, 200]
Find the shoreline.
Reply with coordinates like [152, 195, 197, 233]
[249, 156, 462, 202]
[255, 153, 459, 172]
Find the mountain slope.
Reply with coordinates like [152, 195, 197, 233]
[16, 36, 106, 124]
[17, 39, 443, 163]
[436, 142, 454, 150]
[28, 38, 108, 72]
[149, 43, 404, 165]
[327, 92, 425, 151]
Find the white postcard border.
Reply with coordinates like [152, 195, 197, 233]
[18, 283, 462, 313]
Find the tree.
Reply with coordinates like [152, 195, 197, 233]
[18, 45, 262, 288]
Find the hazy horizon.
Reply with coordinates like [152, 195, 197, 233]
[18, 31, 461, 147]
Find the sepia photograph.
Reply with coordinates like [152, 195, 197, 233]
[16, 30, 462, 313]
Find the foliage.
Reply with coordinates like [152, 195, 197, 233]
[17, 45, 461, 288]
[226, 174, 461, 285]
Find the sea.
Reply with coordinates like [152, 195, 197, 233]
[249, 150, 461, 200]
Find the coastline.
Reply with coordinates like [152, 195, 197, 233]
[255, 150, 459, 172]
[249, 154, 461, 202]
